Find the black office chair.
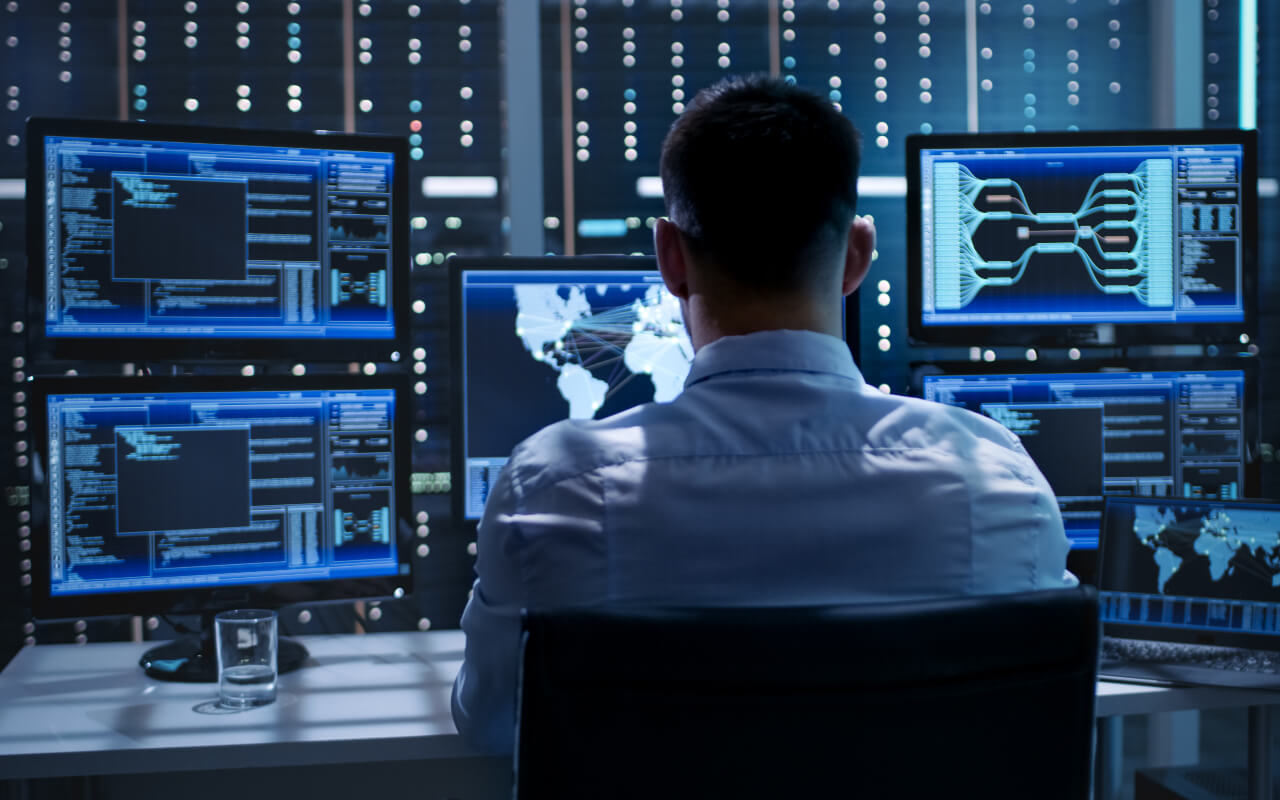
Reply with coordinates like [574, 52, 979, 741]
[515, 586, 1099, 799]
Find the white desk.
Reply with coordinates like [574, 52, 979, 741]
[1, 632, 1277, 798]
[0, 631, 515, 800]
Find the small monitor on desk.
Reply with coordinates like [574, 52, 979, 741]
[906, 129, 1257, 347]
[26, 117, 410, 362]
[27, 374, 414, 680]
[920, 361, 1259, 553]
[449, 256, 695, 524]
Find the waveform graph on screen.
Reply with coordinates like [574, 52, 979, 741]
[930, 156, 1175, 318]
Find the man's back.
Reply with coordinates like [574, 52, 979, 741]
[496, 329, 1068, 607]
[452, 329, 1072, 751]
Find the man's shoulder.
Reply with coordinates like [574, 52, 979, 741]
[503, 404, 667, 493]
[862, 391, 1025, 453]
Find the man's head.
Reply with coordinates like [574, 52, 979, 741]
[656, 75, 874, 345]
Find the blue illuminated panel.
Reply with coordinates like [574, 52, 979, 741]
[45, 388, 399, 596]
[918, 143, 1245, 327]
[923, 369, 1248, 549]
[42, 134, 396, 340]
[459, 268, 691, 519]
[1100, 497, 1280, 636]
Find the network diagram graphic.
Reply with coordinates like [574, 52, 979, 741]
[931, 158, 1174, 310]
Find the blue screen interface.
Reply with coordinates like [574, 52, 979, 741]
[1100, 497, 1280, 637]
[918, 143, 1246, 327]
[459, 269, 692, 519]
[922, 369, 1248, 549]
[42, 133, 396, 340]
[45, 388, 401, 597]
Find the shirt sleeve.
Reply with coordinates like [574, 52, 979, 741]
[966, 434, 1076, 593]
[451, 461, 527, 754]
[450, 436, 609, 754]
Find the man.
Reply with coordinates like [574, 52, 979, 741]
[452, 75, 1074, 753]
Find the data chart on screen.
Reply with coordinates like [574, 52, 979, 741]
[40, 130, 397, 342]
[43, 387, 402, 597]
[923, 368, 1250, 549]
[918, 143, 1246, 328]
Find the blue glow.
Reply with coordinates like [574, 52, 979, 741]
[577, 218, 628, 238]
[1240, 0, 1257, 129]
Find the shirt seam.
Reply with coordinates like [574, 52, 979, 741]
[513, 444, 974, 503]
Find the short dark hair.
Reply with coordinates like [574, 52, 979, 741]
[659, 74, 862, 289]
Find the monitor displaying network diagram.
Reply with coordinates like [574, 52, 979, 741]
[921, 365, 1255, 550]
[907, 130, 1256, 346]
[30, 376, 412, 619]
[27, 117, 408, 360]
[450, 257, 695, 522]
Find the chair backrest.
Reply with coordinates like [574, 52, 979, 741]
[516, 586, 1099, 799]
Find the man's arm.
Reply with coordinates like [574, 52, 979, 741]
[452, 466, 528, 754]
[967, 435, 1076, 592]
[451, 440, 609, 753]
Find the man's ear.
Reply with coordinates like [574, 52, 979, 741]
[841, 214, 876, 297]
[655, 217, 690, 300]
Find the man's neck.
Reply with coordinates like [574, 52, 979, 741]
[683, 293, 844, 351]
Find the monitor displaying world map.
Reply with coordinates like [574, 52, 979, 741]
[455, 262, 693, 520]
[1100, 496, 1280, 638]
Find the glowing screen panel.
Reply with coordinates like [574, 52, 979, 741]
[1100, 496, 1280, 639]
[923, 368, 1249, 550]
[918, 142, 1246, 327]
[40, 132, 397, 341]
[457, 267, 692, 520]
[44, 387, 401, 597]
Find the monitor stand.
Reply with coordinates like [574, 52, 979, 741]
[138, 611, 309, 682]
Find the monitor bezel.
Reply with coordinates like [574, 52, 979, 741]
[905, 128, 1258, 347]
[1099, 495, 1280, 652]
[914, 356, 1261, 583]
[25, 116, 411, 363]
[27, 372, 415, 621]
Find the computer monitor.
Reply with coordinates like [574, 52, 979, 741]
[1099, 495, 1280, 651]
[906, 129, 1257, 347]
[28, 374, 413, 680]
[450, 256, 695, 523]
[919, 361, 1259, 552]
[26, 117, 410, 361]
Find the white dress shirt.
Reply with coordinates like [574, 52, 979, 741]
[452, 328, 1074, 753]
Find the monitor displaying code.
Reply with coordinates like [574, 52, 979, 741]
[41, 132, 396, 340]
[458, 268, 693, 520]
[922, 369, 1249, 550]
[1100, 497, 1280, 637]
[917, 142, 1246, 327]
[44, 388, 401, 597]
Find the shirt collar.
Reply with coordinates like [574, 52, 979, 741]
[684, 329, 864, 388]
